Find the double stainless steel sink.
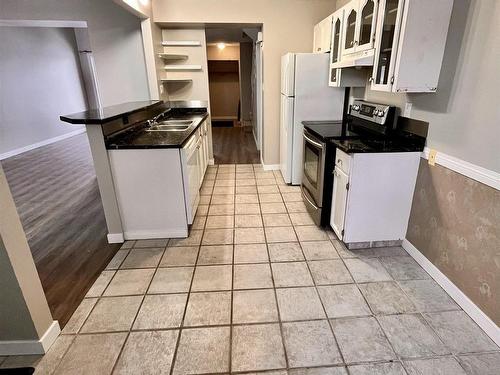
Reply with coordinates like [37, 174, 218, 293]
[146, 120, 194, 132]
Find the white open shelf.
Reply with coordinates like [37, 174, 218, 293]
[158, 53, 188, 60]
[161, 41, 201, 47]
[164, 65, 202, 71]
[161, 78, 193, 84]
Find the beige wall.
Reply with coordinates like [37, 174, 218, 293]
[161, 29, 210, 102]
[349, 0, 500, 173]
[0, 166, 54, 343]
[0, 0, 151, 107]
[207, 44, 240, 61]
[153, 0, 337, 165]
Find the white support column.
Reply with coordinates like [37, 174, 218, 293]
[0, 166, 60, 355]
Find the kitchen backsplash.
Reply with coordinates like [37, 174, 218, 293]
[407, 159, 500, 325]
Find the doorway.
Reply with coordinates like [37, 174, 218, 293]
[205, 27, 262, 164]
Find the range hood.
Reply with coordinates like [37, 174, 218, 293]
[331, 49, 375, 69]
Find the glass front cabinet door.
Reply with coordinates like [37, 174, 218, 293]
[342, 0, 378, 56]
[342, 2, 358, 55]
[357, 0, 378, 51]
[371, 0, 404, 91]
[329, 8, 344, 86]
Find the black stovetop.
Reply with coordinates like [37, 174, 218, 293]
[302, 121, 358, 140]
[330, 137, 425, 153]
[303, 119, 426, 154]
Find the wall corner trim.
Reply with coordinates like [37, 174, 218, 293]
[422, 147, 500, 190]
[0, 129, 86, 161]
[262, 164, 280, 171]
[402, 239, 500, 347]
[107, 233, 124, 244]
[0, 320, 60, 355]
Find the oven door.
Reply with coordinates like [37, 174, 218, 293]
[302, 130, 326, 207]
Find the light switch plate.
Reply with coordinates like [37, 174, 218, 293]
[428, 149, 437, 166]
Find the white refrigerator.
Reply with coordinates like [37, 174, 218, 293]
[280, 53, 345, 185]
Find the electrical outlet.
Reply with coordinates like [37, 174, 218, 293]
[404, 102, 412, 117]
[428, 149, 437, 166]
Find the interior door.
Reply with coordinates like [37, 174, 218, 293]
[330, 166, 349, 239]
[357, 0, 378, 52]
[371, 0, 405, 92]
[342, 1, 359, 55]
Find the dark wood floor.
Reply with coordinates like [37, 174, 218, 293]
[1, 134, 120, 327]
[212, 126, 260, 164]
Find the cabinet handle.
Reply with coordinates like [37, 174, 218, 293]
[368, 77, 374, 83]
[350, 41, 354, 46]
[354, 40, 359, 45]
[337, 159, 343, 166]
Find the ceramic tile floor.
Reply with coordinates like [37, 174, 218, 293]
[2, 164, 499, 374]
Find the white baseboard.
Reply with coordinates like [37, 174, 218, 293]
[0, 321, 60, 355]
[422, 147, 499, 190]
[208, 158, 215, 166]
[107, 233, 124, 243]
[262, 164, 280, 171]
[124, 229, 188, 240]
[402, 239, 500, 346]
[0, 128, 86, 161]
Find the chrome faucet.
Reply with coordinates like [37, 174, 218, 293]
[147, 108, 171, 126]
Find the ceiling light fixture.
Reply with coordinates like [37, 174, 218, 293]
[217, 42, 226, 50]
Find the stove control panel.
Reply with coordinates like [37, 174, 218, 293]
[349, 100, 394, 125]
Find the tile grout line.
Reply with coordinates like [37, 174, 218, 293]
[229, 165, 237, 373]
[260, 181, 290, 372]
[49, 165, 499, 374]
[52, 241, 137, 373]
[168, 165, 215, 374]
[333, 241, 403, 371]
[286, 201, 348, 371]
[109, 242, 168, 374]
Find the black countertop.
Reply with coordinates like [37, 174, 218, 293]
[60, 101, 163, 124]
[105, 109, 209, 149]
[303, 121, 425, 154]
[330, 138, 425, 154]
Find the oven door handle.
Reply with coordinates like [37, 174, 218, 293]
[301, 186, 319, 210]
[303, 133, 324, 149]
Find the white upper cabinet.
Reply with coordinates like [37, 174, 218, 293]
[371, 0, 453, 93]
[342, 0, 378, 56]
[313, 15, 333, 53]
[329, 8, 367, 88]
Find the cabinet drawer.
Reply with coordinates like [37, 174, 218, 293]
[335, 149, 351, 174]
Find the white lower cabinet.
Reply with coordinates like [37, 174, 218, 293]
[330, 165, 349, 239]
[108, 128, 206, 240]
[330, 149, 420, 244]
[182, 129, 202, 225]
